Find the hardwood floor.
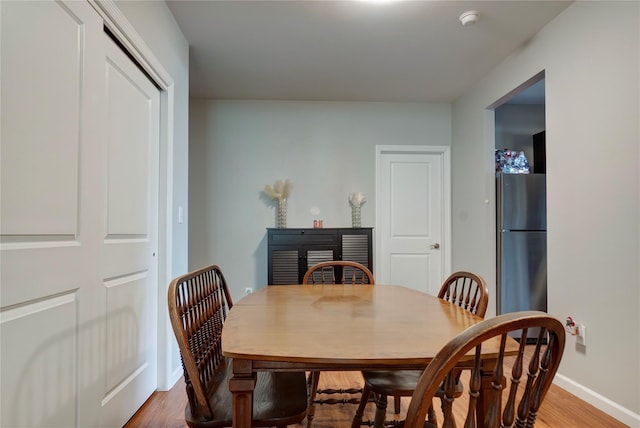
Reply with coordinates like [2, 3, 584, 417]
[124, 370, 627, 427]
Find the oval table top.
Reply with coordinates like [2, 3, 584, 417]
[222, 284, 499, 368]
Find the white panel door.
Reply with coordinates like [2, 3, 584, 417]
[1, 1, 103, 427]
[1, 2, 160, 426]
[377, 148, 448, 295]
[98, 35, 160, 427]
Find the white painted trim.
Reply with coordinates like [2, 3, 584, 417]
[375, 145, 452, 285]
[554, 374, 640, 427]
[87, 0, 177, 391]
[157, 84, 177, 391]
[87, 0, 173, 89]
[169, 365, 183, 389]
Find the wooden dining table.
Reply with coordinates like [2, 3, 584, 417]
[222, 284, 515, 428]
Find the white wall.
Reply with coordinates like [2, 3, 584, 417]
[451, 2, 639, 424]
[189, 101, 451, 301]
[113, 0, 189, 390]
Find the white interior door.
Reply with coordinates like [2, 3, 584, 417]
[1, 2, 160, 426]
[98, 35, 160, 427]
[376, 146, 450, 295]
[1, 2, 104, 427]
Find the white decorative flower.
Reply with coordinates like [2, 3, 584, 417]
[349, 192, 366, 207]
[264, 179, 291, 201]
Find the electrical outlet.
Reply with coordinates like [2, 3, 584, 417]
[244, 287, 253, 295]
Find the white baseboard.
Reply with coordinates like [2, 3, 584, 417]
[169, 365, 183, 389]
[554, 374, 640, 427]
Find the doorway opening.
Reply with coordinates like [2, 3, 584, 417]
[491, 73, 548, 331]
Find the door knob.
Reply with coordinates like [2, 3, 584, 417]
[430, 243, 440, 249]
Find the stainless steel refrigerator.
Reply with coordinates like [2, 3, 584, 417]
[496, 173, 547, 329]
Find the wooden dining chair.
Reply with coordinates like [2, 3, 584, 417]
[303, 260, 375, 285]
[167, 264, 308, 427]
[403, 311, 566, 428]
[303, 260, 374, 427]
[353, 271, 489, 428]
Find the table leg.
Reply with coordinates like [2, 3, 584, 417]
[477, 358, 505, 425]
[477, 371, 492, 424]
[229, 358, 256, 428]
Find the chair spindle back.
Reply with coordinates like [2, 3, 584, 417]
[404, 311, 566, 428]
[303, 260, 374, 285]
[167, 265, 232, 420]
[438, 271, 489, 318]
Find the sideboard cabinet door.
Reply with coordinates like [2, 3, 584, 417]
[339, 229, 373, 270]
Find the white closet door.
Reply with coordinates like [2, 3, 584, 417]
[1, 2, 160, 427]
[1, 1, 104, 427]
[97, 35, 160, 427]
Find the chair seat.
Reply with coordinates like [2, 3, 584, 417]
[362, 370, 463, 398]
[361, 370, 422, 397]
[185, 358, 308, 428]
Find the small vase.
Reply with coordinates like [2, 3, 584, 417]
[277, 198, 287, 228]
[351, 205, 361, 228]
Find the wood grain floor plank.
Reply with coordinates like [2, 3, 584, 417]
[124, 369, 626, 427]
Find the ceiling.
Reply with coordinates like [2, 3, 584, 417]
[166, 0, 572, 103]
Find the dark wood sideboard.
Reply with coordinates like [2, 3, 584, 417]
[267, 228, 373, 285]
